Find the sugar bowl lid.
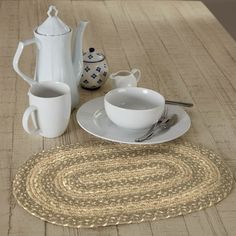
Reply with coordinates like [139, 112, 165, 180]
[37, 6, 70, 36]
[83, 48, 105, 63]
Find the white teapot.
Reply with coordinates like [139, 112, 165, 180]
[13, 6, 88, 108]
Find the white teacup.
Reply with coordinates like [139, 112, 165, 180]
[104, 87, 165, 129]
[110, 68, 141, 88]
[22, 81, 71, 138]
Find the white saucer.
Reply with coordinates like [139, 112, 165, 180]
[76, 97, 191, 144]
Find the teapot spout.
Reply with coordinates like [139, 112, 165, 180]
[73, 21, 89, 85]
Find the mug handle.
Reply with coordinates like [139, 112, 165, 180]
[22, 105, 40, 135]
[131, 69, 141, 82]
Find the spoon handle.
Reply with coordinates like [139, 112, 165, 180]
[135, 117, 169, 142]
[135, 114, 178, 142]
[165, 100, 193, 107]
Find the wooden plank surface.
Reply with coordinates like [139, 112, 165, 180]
[0, 1, 235, 236]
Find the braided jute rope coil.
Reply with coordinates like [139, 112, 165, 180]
[13, 141, 234, 228]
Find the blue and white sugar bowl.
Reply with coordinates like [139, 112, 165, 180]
[81, 48, 109, 89]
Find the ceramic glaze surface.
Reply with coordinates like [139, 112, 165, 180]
[22, 81, 71, 138]
[34, 31, 80, 108]
[12, 6, 88, 108]
[81, 48, 108, 89]
[104, 87, 165, 129]
[110, 69, 141, 88]
[36, 6, 70, 36]
[76, 97, 191, 144]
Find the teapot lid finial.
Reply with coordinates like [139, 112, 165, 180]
[37, 5, 70, 36]
[47, 5, 58, 17]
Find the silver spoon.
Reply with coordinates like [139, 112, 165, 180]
[165, 100, 193, 107]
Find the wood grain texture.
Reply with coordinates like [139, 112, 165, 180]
[0, 1, 235, 236]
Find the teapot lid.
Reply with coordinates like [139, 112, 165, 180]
[83, 48, 105, 63]
[37, 6, 70, 36]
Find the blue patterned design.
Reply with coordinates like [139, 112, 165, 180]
[97, 79, 103, 84]
[91, 74, 97, 79]
[85, 66, 90, 72]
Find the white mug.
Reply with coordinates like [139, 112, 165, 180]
[110, 68, 141, 88]
[22, 81, 71, 138]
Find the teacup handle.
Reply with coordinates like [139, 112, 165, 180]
[22, 105, 40, 135]
[131, 69, 141, 82]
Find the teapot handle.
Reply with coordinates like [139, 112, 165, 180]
[13, 38, 39, 86]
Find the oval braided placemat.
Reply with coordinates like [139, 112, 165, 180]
[13, 142, 234, 228]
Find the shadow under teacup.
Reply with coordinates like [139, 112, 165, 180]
[110, 68, 141, 88]
[22, 81, 71, 138]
